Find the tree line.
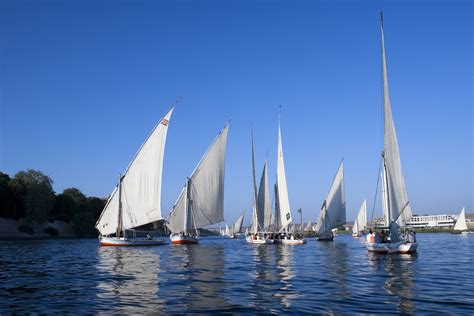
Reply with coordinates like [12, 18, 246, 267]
[0, 169, 106, 237]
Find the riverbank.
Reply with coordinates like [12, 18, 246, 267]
[0, 217, 76, 239]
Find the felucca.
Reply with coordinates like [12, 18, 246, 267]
[452, 207, 470, 234]
[229, 211, 245, 238]
[365, 13, 418, 254]
[166, 123, 229, 244]
[274, 116, 305, 244]
[247, 129, 274, 244]
[95, 105, 175, 246]
[314, 161, 346, 241]
[352, 199, 367, 237]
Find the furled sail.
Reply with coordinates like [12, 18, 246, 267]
[167, 123, 229, 232]
[232, 211, 245, 235]
[257, 162, 272, 230]
[352, 199, 367, 234]
[96, 107, 174, 236]
[314, 161, 346, 235]
[453, 207, 468, 231]
[381, 21, 412, 226]
[275, 121, 292, 231]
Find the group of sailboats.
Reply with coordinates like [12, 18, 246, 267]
[221, 212, 245, 238]
[95, 101, 231, 246]
[246, 115, 306, 245]
[93, 13, 468, 254]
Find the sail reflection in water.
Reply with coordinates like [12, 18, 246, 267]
[96, 247, 164, 313]
[159, 244, 228, 313]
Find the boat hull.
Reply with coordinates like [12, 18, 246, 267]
[352, 233, 361, 237]
[99, 236, 167, 247]
[280, 238, 306, 245]
[366, 242, 418, 254]
[317, 236, 334, 241]
[246, 236, 274, 244]
[170, 235, 199, 244]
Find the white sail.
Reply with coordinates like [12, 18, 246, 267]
[381, 21, 412, 226]
[305, 220, 312, 231]
[454, 207, 468, 231]
[314, 161, 346, 235]
[257, 162, 272, 230]
[96, 107, 174, 236]
[352, 199, 367, 234]
[250, 129, 260, 233]
[166, 185, 192, 233]
[189, 124, 229, 228]
[232, 212, 245, 235]
[225, 224, 230, 236]
[275, 121, 292, 231]
[167, 123, 229, 232]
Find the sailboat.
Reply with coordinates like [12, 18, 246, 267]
[352, 199, 367, 237]
[273, 116, 305, 245]
[229, 211, 245, 238]
[365, 13, 418, 254]
[314, 161, 346, 241]
[95, 106, 175, 246]
[246, 129, 274, 244]
[452, 207, 470, 234]
[166, 123, 229, 244]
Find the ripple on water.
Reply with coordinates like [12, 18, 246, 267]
[0, 234, 473, 314]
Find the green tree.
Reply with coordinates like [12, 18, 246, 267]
[62, 188, 87, 207]
[0, 172, 15, 219]
[9, 170, 55, 226]
[51, 193, 77, 223]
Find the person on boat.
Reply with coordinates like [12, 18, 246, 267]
[146, 234, 151, 240]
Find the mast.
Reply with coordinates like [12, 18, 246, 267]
[251, 127, 259, 230]
[184, 178, 190, 234]
[117, 174, 123, 238]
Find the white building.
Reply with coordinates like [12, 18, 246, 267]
[406, 214, 455, 228]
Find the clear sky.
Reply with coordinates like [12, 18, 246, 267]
[1, 0, 472, 224]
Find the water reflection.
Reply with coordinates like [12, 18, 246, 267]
[274, 245, 299, 309]
[367, 252, 416, 314]
[319, 241, 350, 298]
[96, 246, 163, 313]
[161, 244, 228, 313]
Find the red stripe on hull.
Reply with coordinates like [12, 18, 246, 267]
[171, 240, 198, 245]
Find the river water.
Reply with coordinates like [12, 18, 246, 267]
[1, 233, 473, 314]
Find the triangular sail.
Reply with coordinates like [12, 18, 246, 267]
[353, 199, 367, 234]
[96, 107, 174, 236]
[274, 184, 281, 231]
[166, 185, 192, 233]
[453, 207, 468, 231]
[250, 129, 260, 233]
[275, 121, 292, 231]
[305, 220, 312, 231]
[381, 19, 412, 226]
[168, 124, 229, 232]
[314, 162, 346, 235]
[232, 212, 245, 235]
[257, 162, 272, 230]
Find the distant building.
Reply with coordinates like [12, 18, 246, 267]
[406, 214, 455, 228]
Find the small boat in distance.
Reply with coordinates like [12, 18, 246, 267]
[314, 161, 346, 241]
[166, 123, 230, 244]
[229, 211, 245, 238]
[452, 207, 471, 234]
[352, 199, 367, 237]
[365, 13, 417, 254]
[95, 105, 175, 246]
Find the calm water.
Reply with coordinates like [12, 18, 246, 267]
[1, 234, 473, 314]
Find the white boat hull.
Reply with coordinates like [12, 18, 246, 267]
[246, 236, 274, 244]
[99, 236, 167, 247]
[352, 233, 361, 237]
[366, 241, 418, 254]
[280, 238, 306, 245]
[170, 234, 198, 245]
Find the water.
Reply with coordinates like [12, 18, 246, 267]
[1, 234, 473, 314]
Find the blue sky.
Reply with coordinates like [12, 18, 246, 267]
[1, 0, 472, 224]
